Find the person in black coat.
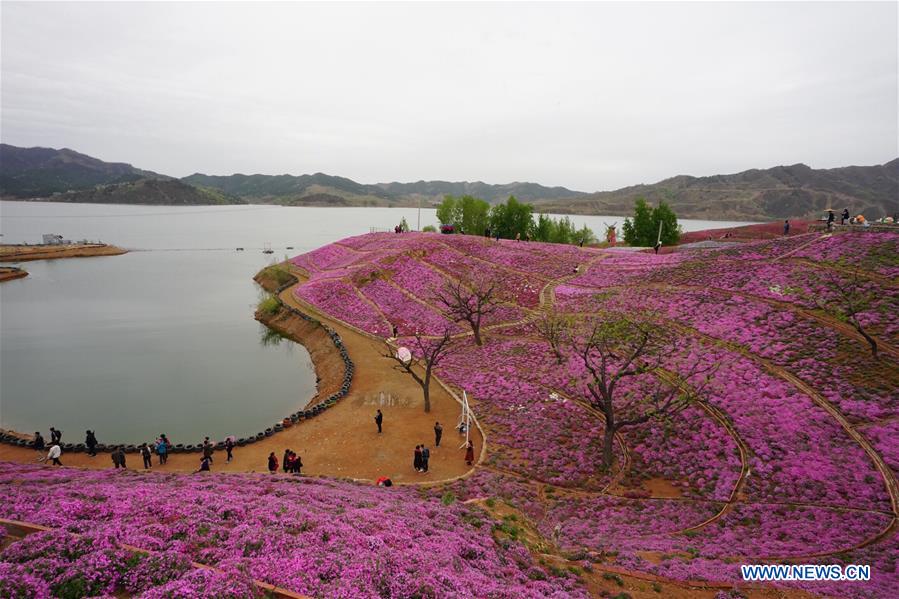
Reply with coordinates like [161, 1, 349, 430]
[33, 432, 46, 458]
[434, 422, 443, 447]
[375, 410, 383, 434]
[421, 445, 430, 472]
[841, 208, 850, 225]
[413, 445, 423, 472]
[141, 443, 153, 469]
[85, 430, 98, 457]
[225, 438, 235, 463]
[50, 427, 62, 445]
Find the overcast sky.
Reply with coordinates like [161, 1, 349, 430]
[1, 2, 896, 191]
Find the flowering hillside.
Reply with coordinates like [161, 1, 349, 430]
[287, 231, 899, 599]
[2, 230, 897, 598]
[0, 463, 586, 598]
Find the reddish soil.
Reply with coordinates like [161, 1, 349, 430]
[677, 221, 816, 245]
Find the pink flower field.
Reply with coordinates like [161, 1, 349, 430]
[3, 229, 897, 598]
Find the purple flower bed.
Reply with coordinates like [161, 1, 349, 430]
[294, 278, 390, 335]
[0, 527, 261, 599]
[0, 463, 589, 599]
[360, 278, 461, 336]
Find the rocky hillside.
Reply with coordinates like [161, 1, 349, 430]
[47, 178, 243, 205]
[534, 159, 899, 220]
[0, 144, 168, 198]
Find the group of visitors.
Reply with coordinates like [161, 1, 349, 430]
[281, 449, 303, 474]
[33, 427, 64, 465]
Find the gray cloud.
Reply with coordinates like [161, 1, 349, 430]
[2, 1, 896, 191]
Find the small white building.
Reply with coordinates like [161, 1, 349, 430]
[42, 234, 72, 245]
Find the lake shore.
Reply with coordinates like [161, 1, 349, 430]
[0, 262, 481, 485]
[0, 266, 28, 282]
[0, 243, 128, 262]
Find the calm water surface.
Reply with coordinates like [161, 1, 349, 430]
[0, 202, 752, 443]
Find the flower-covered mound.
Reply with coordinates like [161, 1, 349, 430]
[0, 464, 587, 599]
[287, 231, 899, 599]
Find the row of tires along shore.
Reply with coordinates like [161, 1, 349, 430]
[0, 275, 355, 454]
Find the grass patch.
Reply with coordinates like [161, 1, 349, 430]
[258, 294, 281, 316]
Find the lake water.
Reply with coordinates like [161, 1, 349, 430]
[0, 201, 753, 443]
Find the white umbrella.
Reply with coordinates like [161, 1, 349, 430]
[396, 347, 412, 364]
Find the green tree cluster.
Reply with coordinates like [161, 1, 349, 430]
[531, 214, 596, 245]
[435, 195, 490, 235]
[622, 199, 681, 246]
[435, 195, 595, 247]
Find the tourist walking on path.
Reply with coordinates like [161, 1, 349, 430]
[465, 440, 475, 466]
[47, 444, 62, 466]
[375, 409, 383, 434]
[50, 427, 62, 445]
[841, 208, 850, 225]
[85, 431, 98, 457]
[33, 432, 46, 460]
[267, 452, 279, 474]
[112, 447, 126, 469]
[292, 453, 303, 474]
[283, 449, 291, 473]
[202, 437, 214, 464]
[434, 422, 443, 447]
[783, 220, 790, 236]
[197, 456, 211, 472]
[414, 445, 423, 472]
[826, 209, 835, 231]
[141, 443, 153, 469]
[156, 438, 168, 465]
[225, 438, 235, 463]
[421, 445, 430, 472]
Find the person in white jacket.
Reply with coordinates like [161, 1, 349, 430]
[47, 444, 62, 466]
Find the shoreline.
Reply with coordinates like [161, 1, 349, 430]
[0, 266, 28, 282]
[0, 243, 128, 263]
[0, 264, 481, 484]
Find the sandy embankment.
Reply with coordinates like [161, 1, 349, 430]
[0, 243, 128, 262]
[0, 267, 28, 282]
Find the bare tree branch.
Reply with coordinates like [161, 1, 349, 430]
[384, 328, 454, 412]
[433, 277, 498, 346]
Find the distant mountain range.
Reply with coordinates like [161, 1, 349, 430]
[47, 178, 243, 206]
[532, 160, 899, 220]
[1, 144, 896, 220]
